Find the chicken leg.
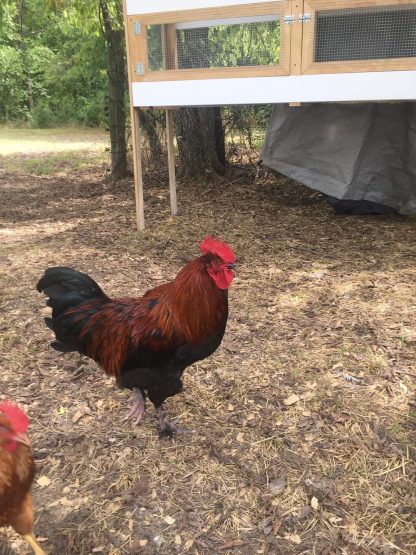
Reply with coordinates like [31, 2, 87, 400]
[126, 387, 146, 426]
[23, 533, 47, 555]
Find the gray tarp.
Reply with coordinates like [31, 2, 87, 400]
[261, 102, 416, 214]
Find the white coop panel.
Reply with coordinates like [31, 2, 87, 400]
[131, 71, 416, 106]
[125, 0, 273, 15]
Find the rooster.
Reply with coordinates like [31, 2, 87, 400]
[37, 236, 236, 437]
[0, 402, 46, 555]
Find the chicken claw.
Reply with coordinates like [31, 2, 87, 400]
[157, 406, 195, 439]
[126, 388, 145, 426]
[23, 533, 47, 555]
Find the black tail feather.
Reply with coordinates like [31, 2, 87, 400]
[38, 267, 110, 347]
[37, 267, 109, 318]
[37, 267, 108, 299]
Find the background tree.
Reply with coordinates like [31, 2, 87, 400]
[98, 0, 127, 179]
[174, 28, 226, 178]
[0, 0, 107, 126]
[0, 3, 276, 178]
[56, 0, 128, 179]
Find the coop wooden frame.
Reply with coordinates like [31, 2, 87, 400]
[126, 1, 290, 83]
[123, 0, 416, 230]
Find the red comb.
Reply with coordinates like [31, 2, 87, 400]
[0, 401, 29, 434]
[200, 236, 235, 263]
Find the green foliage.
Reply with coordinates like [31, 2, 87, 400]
[176, 20, 280, 70]
[1, 0, 271, 161]
[223, 105, 272, 163]
[210, 21, 280, 67]
[30, 100, 56, 128]
[0, 1, 19, 45]
[44, 31, 108, 126]
[0, 46, 27, 121]
[0, 0, 109, 127]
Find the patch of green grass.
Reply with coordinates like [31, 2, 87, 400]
[0, 126, 109, 176]
[0, 125, 108, 155]
[2, 151, 108, 175]
[365, 353, 388, 373]
[290, 366, 302, 377]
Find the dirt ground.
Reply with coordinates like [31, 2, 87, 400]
[0, 129, 415, 555]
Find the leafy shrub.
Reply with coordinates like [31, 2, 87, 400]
[30, 100, 56, 128]
[0, 46, 26, 121]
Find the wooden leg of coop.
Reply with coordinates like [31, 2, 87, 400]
[131, 107, 145, 231]
[166, 109, 178, 216]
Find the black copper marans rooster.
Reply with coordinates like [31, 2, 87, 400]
[37, 236, 236, 437]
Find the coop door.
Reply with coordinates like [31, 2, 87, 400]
[127, 1, 290, 81]
[301, 0, 416, 74]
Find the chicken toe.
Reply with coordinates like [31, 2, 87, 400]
[157, 406, 195, 439]
[23, 533, 47, 555]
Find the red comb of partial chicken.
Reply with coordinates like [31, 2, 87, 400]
[0, 402, 29, 434]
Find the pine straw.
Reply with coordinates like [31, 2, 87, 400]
[0, 156, 415, 555]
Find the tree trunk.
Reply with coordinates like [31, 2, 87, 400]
[100, 1, 127, 180]
[18, 0, 32, 113]
[174, 27, 225, 178]
[174, 107, 225, 177]
[140, 110, 164, 164]
[214, 106, 226, 166]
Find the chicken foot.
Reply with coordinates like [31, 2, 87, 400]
[126, 387, 146, 426]
[23, 533, 47, 555]
[157, 406, 195, 439]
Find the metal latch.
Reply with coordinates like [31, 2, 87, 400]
[299, 13, 311, 23]
[133, 21, 142, 35]
[135, 63, 144, 76]
[283, 15, 295, 25]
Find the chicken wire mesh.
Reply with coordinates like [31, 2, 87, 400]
[314, 4, 416, 63]
[147, 12, 283, 72]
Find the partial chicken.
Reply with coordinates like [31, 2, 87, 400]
[37, 236, 236, 437]
[0, 402, 46, 555]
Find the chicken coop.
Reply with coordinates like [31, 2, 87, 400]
[122, 0, 416, 228]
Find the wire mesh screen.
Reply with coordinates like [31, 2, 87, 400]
[147, 14, 282, 72]
[314, 4, 416, 62]
[148, 25, 164, 71]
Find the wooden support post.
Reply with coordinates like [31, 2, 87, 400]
[131, 108, 145, 230]
[166, 109, 178, 216]
[122, 0, 145, 230]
